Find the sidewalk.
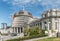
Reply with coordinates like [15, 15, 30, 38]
[24, 36, 50, 41]
[2, 35, 21, 41]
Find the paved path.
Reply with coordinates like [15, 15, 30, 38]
[24, 36, 50, 41]
[0, 35, 21, 41]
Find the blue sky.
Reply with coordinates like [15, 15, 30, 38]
[0, 0, 60, 28]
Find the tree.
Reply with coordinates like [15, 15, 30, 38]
[24, 27, 29, 36]
[29, 26, 40, 36]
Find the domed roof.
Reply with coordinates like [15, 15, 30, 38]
[15, 10, 32, 16]
[13, 10, 33, 18]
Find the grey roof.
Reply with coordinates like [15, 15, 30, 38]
[14, 10, 32, 16]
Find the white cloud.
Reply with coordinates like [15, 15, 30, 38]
[2, 0, 60, 10]
[13, 0, 31, 5]
[3, 0, 41, 6]
[40, 0, 60, 8]
[3, 0, 60, 7]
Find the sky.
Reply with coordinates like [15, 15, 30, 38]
[0, 0, 60, 28]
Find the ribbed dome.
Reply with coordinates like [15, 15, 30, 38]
[14, 10, 32, 17]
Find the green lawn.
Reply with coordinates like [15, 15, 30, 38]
[35, 37, 60, 41]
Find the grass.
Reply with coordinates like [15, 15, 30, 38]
[35, 37, 60, 41]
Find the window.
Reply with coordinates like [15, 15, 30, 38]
[49, 23, 51, 30]
[48, 12, 50, 16]
[45, 14, 47, 17]
[21, 27, 23, 33]
[57, 12, 60, 16]
[55, 22, 57, 29]
[15, 28, 17, 33]
[42, 14, 45, 17]
[19, 12, 24, 14]
[52, 12, 56, 16]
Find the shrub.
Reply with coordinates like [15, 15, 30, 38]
[29, 26, 40, 36]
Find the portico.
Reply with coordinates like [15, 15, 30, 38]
[13, 27, 24, 34]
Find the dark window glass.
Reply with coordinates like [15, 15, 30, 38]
[18, 28, 20, 33]
[21, 27, 23, 33]
[19, 12, 24, 14]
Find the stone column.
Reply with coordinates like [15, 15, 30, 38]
[14, 28, 15, 33]
[39, 22, 40, 27]
[38, 22, 40, 33]
[17, 28, 18, 33]
[47, 22, 50, 37]
[20, 27, 21, 34]
[42, 21, 44, 30]
[12, 28, 14, 33]
[48, 22, 49, 30]
[23, 27, 24, 33]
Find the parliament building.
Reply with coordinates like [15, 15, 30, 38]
[11, 9, 60, 37]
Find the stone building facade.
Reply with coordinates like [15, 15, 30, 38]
[29, 9, 60, 37]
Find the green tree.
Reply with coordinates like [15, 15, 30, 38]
[24, 27, 29, 36]
[29, 26, 40, 36]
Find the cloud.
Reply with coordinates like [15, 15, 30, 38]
[2, 0, 60, 11]
[3, 0, 41, 6]
[40, 0, 60, 8]
[3, 0, 60, 8]
[12, 0, 31, 5]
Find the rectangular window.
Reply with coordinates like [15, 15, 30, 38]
[57, 12, 60, 16]
[52, 12, 56, 16]
[49, 23, 51, 30]
[15, 28, 17, 33]
[48, 12, 50, 17]
[55, 22, 57, 29]
[21, 27, 23, 33]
